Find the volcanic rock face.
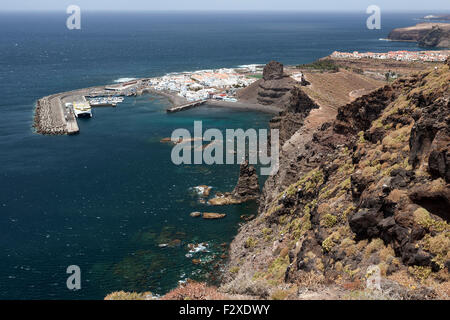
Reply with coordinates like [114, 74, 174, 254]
[418, 26, 450, 48]
[409, 91, 450, 182]
[257, 61, 298, 106]
[208, 160, 260, 205]
[232, 160, 260, 199]
[223, 62, 450, 299]
[263, 61, 284, 81]
[270, 86, 319, 145]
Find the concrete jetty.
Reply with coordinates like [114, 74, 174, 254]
[34, 94, 78, 135]
[166, 100, 207, 113]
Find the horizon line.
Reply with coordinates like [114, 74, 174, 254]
[0, 9, 448, 13]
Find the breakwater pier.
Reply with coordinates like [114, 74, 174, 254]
[34, 94, 77, 135]
[33, 81, 141, 135]
[166, 100, 207, 113]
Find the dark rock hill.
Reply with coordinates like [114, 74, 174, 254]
[257, 61, 298, 106]
[419, 26, 450, 48]
[232, 160, 260, 200]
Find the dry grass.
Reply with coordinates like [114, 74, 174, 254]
[104, 291, 153, 300]
[296, 272, 326, 288]
[160, 281, 226, 300]
[301, 69, 383, 110]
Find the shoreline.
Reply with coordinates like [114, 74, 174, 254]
[142, 87, 189, 106]
[205, 100, 282, 114]
[34, 78, 280, 135]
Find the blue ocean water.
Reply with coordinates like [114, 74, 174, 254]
[0, 11, 431, 299]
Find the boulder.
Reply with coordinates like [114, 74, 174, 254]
[190, 211, 201, 218]
[428, 129, 450, 182]
[348, 209, 384, 239]
[194, 185, 212, 197]
[202, 212, 226, 219]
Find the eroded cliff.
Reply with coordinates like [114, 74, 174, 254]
[388, 23, 450, 48]
[221, 61, 449, 300]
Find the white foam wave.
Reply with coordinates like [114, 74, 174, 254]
[113, 77, 137, 83]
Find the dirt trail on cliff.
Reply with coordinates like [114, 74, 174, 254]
[300, 69, 382, 131]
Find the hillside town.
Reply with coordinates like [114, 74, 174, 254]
[331, 50, 449, 62]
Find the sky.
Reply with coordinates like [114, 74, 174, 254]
[1, 0, 449, 12]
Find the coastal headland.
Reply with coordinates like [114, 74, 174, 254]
[387, 22, 450, 48]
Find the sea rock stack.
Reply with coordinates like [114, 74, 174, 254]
[208, 160, 260, 206]
[232, 160, 260, 200]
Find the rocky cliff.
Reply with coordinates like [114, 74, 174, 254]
[221, 61, 450, 299]
[388, 23, 450, 48]
[418, 26, 450, 48]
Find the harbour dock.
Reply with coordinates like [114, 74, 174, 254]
[34, 83, 134, 135]
[65, 106, 80, 135]
[166, 100, 207, 113]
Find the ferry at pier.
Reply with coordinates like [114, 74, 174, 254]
[72, 102, 92, 118]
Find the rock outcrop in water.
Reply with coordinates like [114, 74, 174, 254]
[208, 161, 260, 205]
[232, 160, 261, 200]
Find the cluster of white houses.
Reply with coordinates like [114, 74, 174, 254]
[146, 66, 264, 102]
[331, 50, 449, 62]
[94, 65, 309, 104]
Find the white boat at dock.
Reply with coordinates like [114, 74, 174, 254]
[88, 96, 124, 107]
[72, 102, 92, 118]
